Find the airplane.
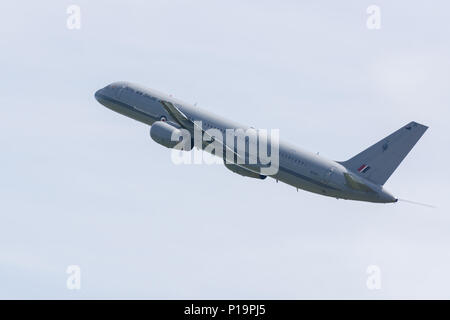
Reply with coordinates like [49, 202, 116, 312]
[95, 81, 428, 204]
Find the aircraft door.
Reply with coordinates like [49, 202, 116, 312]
[115, 85, 125, 99]
[323, 166, 336, 184]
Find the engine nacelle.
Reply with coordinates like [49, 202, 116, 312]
[224, 163, 266, 180]
[150, 121, 185, 149]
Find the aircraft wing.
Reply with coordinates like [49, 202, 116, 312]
[159, 100, 193, 130]
[159, 100, 244, 162]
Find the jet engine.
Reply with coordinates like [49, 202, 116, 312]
[224, 163, 266, 180]
[150, 121, 186, 149]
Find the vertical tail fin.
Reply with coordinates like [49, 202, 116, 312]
[339, 121, 428, 185]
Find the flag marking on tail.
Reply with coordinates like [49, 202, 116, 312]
[357, 164, 371, 173]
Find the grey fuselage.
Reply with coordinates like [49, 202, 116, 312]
[95, 81, 397, 203]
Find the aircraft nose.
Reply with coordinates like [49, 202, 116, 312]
[94, 88, 104, 102]
[95, 88, 110, 106]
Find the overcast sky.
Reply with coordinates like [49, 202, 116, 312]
[0, 0, 449, 299]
